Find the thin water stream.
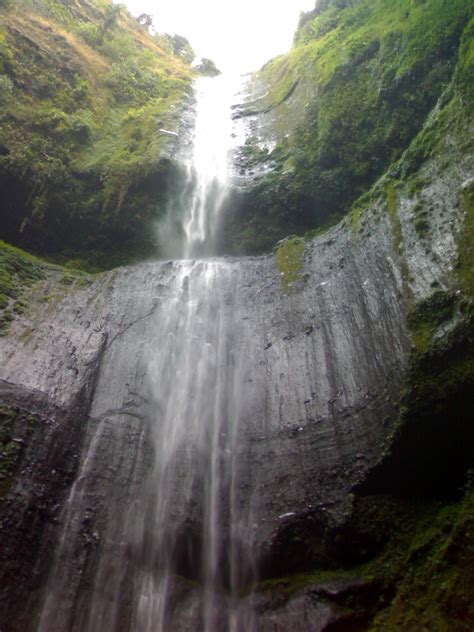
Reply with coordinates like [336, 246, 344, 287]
[158, 75, 242, 259]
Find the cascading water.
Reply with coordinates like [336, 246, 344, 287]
[36, 74, 260, 632]
[158, 75, 239, 259]
[133, 261, 257, 632]
[0, 61, 414, 630]
[27, 67, 410, 632]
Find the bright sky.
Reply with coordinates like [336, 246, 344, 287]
[117, 0, 316, 73]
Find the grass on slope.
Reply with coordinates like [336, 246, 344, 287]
[0, 0, 193, 269]
[222, 0, 472, 255]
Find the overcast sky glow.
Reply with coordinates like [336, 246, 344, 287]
[117, 0, 316, 73]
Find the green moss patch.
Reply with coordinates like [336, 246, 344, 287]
[367, 488, 474, 630]
[0, 240, 90, 335]
[407, 290, 458, 352]
[275, 236, 305, 293]
[0, 240, 47, 335]
[253, 489, 474, 629]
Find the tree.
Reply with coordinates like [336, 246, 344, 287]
[194, 58, 221, 77]
[164, 34, 195, 65]
[137, 13, 153, 29]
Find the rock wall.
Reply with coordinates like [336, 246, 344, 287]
[0, 144, 467, 628]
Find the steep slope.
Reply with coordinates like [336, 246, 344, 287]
[0, 16, 472, 626]
[0, 95, 472, 627]
[223, 0, 472, 254]
[0, 0, 193, 269]
[0, 0, 473, 629]
[243, 6, 474, 627]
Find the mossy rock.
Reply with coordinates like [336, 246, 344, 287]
[275, 236, 305, 293]
[224, 0, 473, 255]
[0, 240, 89, 335]
[0, 0, 193, 268]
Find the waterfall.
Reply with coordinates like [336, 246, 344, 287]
[132, 261, 257, 632]
[36, 74, 260, 632]
[158, 75, 240, 259]
[30, 68, 410, 632]
[36, 259, 263, 632]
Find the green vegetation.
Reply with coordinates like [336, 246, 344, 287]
[194, 57, 221, 77]
[457, 178, 474, 297]
[223, 0, 472, 254]
[407, 290, 458, 351]
[237, 136, 270, 172]
[255, 489, 474, 630]
[361, 488, 474, 630]
[0, 0, 193, 269]
[0, 240, 89, 335]
[0, 241, 47, 335]
[274, 236, 305, 293]
[366, 490, 474, 630]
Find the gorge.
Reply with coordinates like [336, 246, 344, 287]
[0, 0, 473, 630]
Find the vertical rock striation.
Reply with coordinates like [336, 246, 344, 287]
[1, 170, 462, 628]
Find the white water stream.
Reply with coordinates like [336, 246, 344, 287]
[37, 75, 259, 632]
[158, 75, 242, 259]
[0, 49, 418, 632]
[139, 76, 257, 629]
[134, 261, 257, 632]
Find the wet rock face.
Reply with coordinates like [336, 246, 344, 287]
[244, 577, 375, 632]
[0, 386, 91, 632]
[0, 153, 463, 630]
[228, 78, 278, 188]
